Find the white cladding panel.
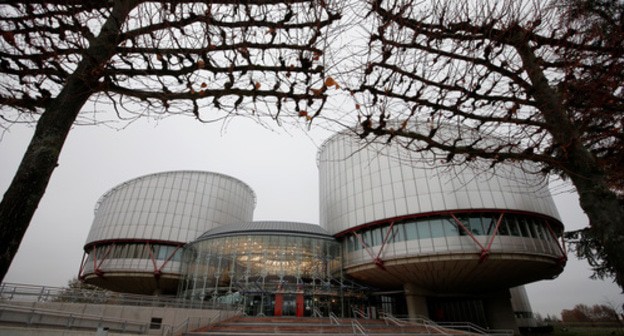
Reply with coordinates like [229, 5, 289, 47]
[318, 133, 561, 235]
[85, 171, 256, 244]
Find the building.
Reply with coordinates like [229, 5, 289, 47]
[317, 132, 566, 330]
[79, 132, 566, 331]
[79, 171, 256, 295]
[177, 221, 357, 317]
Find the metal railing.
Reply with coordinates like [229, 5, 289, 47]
[380, 311, 405, 326]
[312, 307, 323, 318]
[0, 282, 243, 336]
[0, 282, 241, 311]
[351, 306, 369, 319]
[351, 319, 367, 335]
[386, 312, 514, 336]
[0, 303, 148, 334]
[384, 313, 453, 335]
[329, 311, 340, 325]
[437, 321, 514, 336]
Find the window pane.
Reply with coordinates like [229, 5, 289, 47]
[405, 221, 418, 240]
[468, 216, 485, 235]
[372, 227, 382, 246]
[457, 217, 469, 236]
[392, 224, 405, 242]
[417, 220, 431, 239]
[484, 216, 497, 235]
[429, 218, 445, 238]
[442, 218, 459, 236]
[498, 220, 510, 236]
[508, 217, 521, 237]
[518, 217, 530, 237]
[363, 230, 372, 247]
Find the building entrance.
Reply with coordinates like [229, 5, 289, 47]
[274, 292, 305, 317]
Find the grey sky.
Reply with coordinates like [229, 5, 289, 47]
[1, 115, 621, 317]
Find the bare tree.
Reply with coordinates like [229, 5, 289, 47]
[561, 303, 620, 323]
[0, 0, 341, 282]
[352, 0, 624, 286]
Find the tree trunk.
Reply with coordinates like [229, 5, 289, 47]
[567, 156, 624, 288]
[0, 1, 137, 283]
[512, 28, 624, 289]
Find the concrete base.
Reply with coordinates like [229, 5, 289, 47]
[404, 283, 429, 318]
[483, 290, 520, 335]
[1, 301, 238, 335]
[0, 326, 128, 336]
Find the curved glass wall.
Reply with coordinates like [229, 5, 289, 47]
[340, 212, 564, 269]
[342, 212, 562, 251]
[84, 242, 183, 265]
[179, 234, 364, 317]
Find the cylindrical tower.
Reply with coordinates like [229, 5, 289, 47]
[80, 171, 256, 295]
[318, 132, 566, 328]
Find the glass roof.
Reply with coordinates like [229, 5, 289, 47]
[195, 221, 333, 241]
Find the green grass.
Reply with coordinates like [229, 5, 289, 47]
[551, 325, 624, 336]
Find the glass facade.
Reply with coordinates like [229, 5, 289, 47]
[84, 242, 183, 264]
[178, 223, 366, 317]
[342, 212, 562, 252]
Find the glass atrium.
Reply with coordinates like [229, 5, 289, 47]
[178, 221, 366, 317]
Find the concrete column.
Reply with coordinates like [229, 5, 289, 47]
[483, 289, 520, 335]
[403, 283, 429, 319]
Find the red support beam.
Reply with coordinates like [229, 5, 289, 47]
[480, 213, 505, 263]
[158, 244, 184, 273]
[543, 219, 568, 266]
[78, 251, 87, 280]
[94, 244, 112, 277]
[450, 214, 486, 251]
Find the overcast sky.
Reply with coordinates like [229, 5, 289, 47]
[1, 114, 621, 317]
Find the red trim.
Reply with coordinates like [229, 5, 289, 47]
[333, 209, 563, 238]
[84, 238, 184, 252]
[274, 292, 283, 316]
[94, 245, 113, 277]
[450, 213, 546, 264]
[354, 232, 377, 264]
[353, 222, 398, 271]
[84, 240, 184, 280]
[480, 213, 505, 263]
[78, 251, 87, 280]
[146, 242, 159, 277]
[450, 213, 486, 250]
[92, 245, 99, 275]
[376, 221, 396, 260]
[158, 245, 183, 272]
[543, 219, 568, 266]
[296, 290, 304, 317]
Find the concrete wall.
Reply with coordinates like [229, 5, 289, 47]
[1, 302, 238, 335]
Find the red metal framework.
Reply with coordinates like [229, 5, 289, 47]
[353, 221, 396, 270]
[450, 213, 504, 263]
[79, 240, 184, 280]
[334, 208, 564, 238]
[345, 210, 568, 270]
[543, 219, 568, 266]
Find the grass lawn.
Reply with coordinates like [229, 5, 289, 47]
[551, 325, 624, 336]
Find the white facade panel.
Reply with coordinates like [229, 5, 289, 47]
[85, 171, 256, 245]
[318, 132, 561, 235]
